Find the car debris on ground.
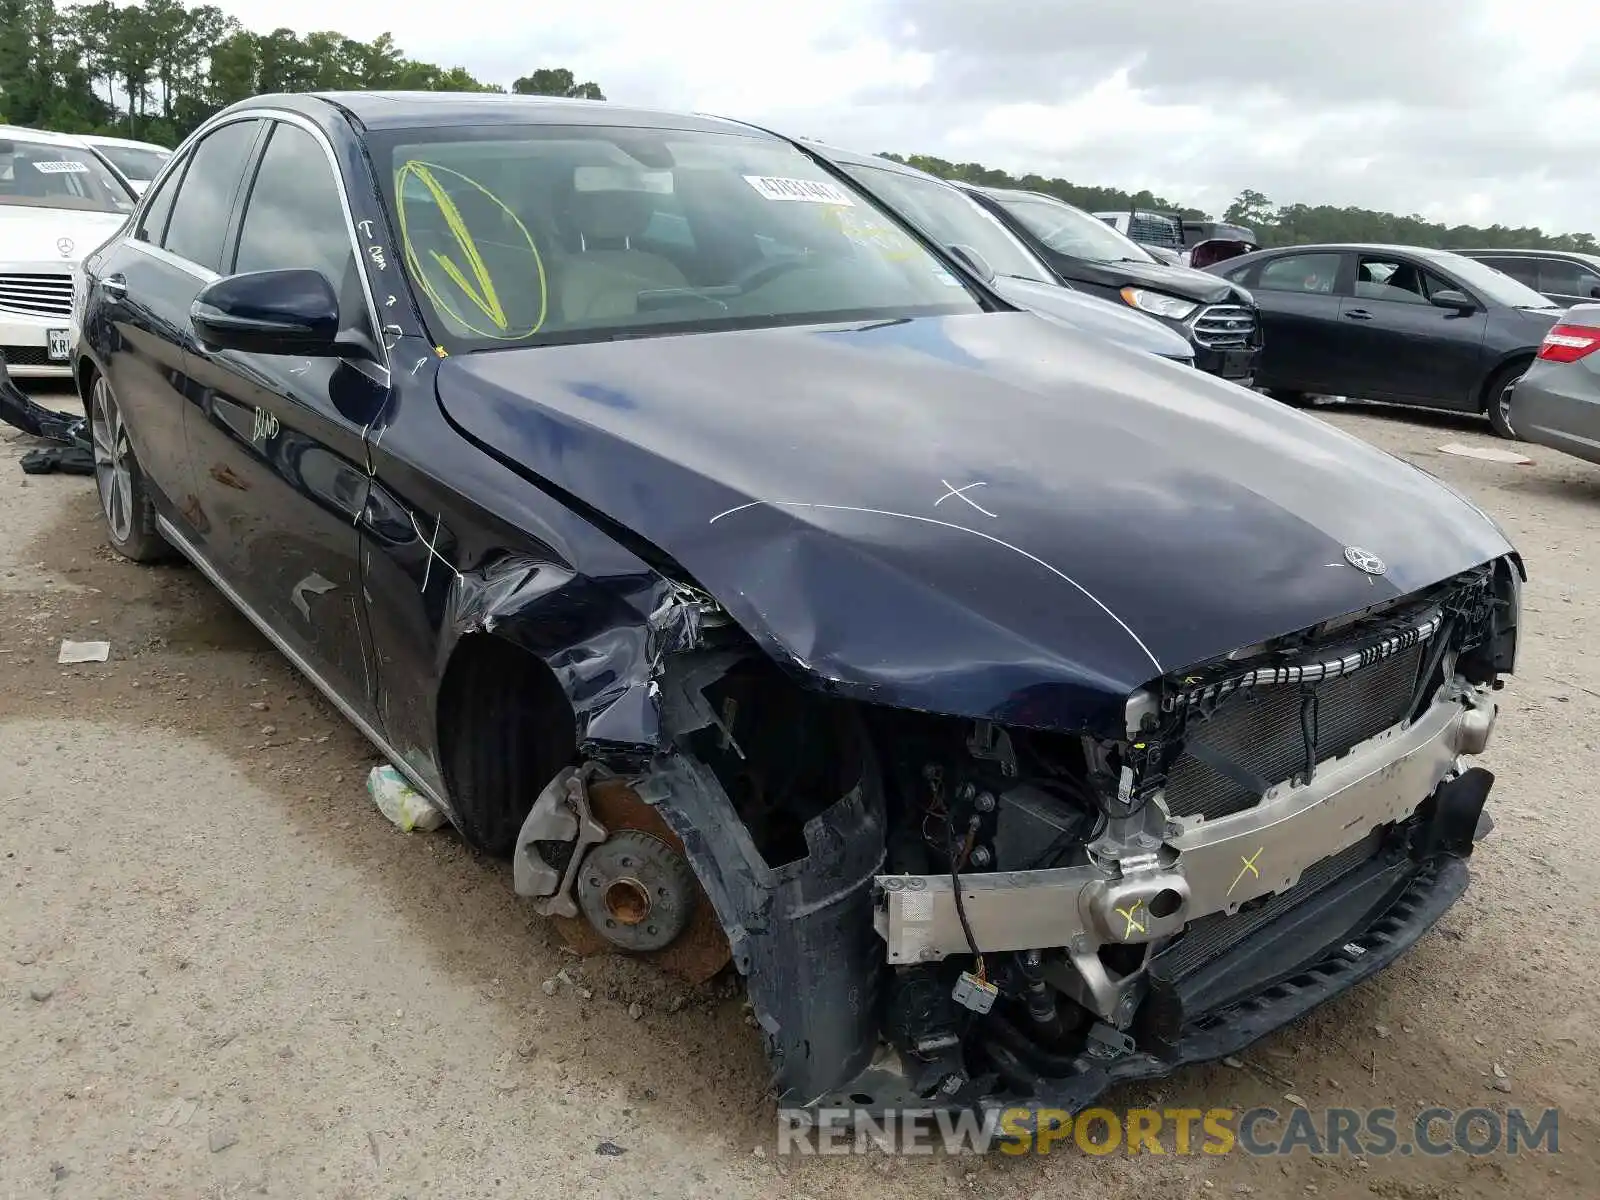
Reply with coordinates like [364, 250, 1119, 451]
[366, 763, 448, 832]
[1437, 442, 1534, 464]
[56, 639, 110, 664]
[0, 359, 92, 476]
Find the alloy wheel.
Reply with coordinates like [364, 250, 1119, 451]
[90, 375, 134, 544]
[1496, 380, 1518, 439]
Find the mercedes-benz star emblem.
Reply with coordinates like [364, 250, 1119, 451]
[1343, 545, 1387, 576]
[56, 237, 74, 257]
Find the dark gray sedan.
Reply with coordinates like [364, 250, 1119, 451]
[1510, 304, 1600, 464]
[1209, 243, 1564, 437]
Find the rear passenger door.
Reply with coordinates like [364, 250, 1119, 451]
[91, 118, 266, 524]
[181, 117, 388, 719]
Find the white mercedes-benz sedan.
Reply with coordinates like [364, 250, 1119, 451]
[0, 125, 136, 379]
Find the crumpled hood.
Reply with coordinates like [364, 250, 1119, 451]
[436, 312, 1512, 733]
[0, 207, 126, 266]
[991, 275, 1194, 360]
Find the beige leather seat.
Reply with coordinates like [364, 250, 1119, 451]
[555, 189, 690, 323]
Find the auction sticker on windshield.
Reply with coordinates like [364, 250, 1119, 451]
[744, 176, 854, 205]
[32, 161, 91, 174]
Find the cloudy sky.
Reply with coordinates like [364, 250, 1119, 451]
[212, 0, 1598, 234]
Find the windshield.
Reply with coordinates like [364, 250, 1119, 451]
[841, 163, 1052, 284]
[1432, 252, 1559, 309]
[92, 144, 171, 184]
[0, 138, 136, 213]
[989, 192, 1156, 266]
[370, 125, 982, 351]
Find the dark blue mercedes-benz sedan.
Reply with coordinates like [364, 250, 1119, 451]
[73, 91, 1523, 1117]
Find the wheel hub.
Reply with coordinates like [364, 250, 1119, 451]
[575, 830, 696, 953]
[603, 877, 651, 925]
[549, 778, 731, 982]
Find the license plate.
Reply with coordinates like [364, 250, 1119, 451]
[1220, 348, 1253, 379]
[46, 328, 70, 361]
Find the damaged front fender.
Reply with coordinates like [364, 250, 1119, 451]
[641, 653, 888, 1103]
[431, 547, 718, 763]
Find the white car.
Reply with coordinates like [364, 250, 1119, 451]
[79, 134, 173, 195]
[0, 125, 136, 379]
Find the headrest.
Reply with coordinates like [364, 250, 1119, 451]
[567, 188, 651, 244]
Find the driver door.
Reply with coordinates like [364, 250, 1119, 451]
[1336, 254, 1488, 406]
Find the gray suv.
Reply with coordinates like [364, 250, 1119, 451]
[1457, 249, 1600, 309]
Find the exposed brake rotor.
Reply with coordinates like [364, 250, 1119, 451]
[550, 777, 731, 984]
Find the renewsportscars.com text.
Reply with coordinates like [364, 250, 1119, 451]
[776, 1105, 1561, 1157]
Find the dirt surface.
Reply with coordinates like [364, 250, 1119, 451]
[2, 386, 1596, 1198]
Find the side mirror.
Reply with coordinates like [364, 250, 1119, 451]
[1430, 289, 1476, 313]
[945, 243, 996, 285]
[1587, 284, 1600, 299]
[191, 269, 348, 357]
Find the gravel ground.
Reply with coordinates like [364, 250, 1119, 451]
[1, 386, 1595, 1199]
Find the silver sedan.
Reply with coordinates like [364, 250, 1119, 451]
[1511, 302, 1600, 463]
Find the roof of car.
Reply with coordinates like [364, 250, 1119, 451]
[0, 124, 98, 147]
[82, 134, 171, 153]
[1454, 247, 1600, 265]
[1240, 243, 1497, 264]
[802, 143, 943, 180]
[967, 185, 1085, 209]
[248, 91, 773, 137]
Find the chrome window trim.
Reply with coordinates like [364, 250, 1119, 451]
[126, 239, 218, 282]
[124, 106, 391, 378]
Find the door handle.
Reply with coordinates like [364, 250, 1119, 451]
[1342, 308, 1373, 321]
[101, 275, 128, 297]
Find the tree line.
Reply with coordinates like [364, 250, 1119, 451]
[0, 0, 603, 147]
[1, 1, 1588, 253]
[883, 156, 1598, 254]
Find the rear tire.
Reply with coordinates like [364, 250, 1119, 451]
[1483, 360, 1528, 440]
[88, 371, 172, 563]
[1267, 389, 1311, 407]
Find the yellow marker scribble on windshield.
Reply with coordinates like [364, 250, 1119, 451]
[394, 160, 547, 340]
[820, 204, 920, 263]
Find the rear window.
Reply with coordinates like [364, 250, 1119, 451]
[369, 124, 982, 352]
[92, 144, 171, 184]
[989, 192, 1156, 266]
[0, 138, 135, 213]
[1127, 211, 1183, 249]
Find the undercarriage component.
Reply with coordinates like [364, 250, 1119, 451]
[514, 766, 607, 918]
[504, 559, 1515, 1115]
[873, 684, 1495, 970]
[886, 966, 963, 1056]
[574, 829, 697, 952]
[516, 769, 731, 982]
[553, 777, 731, 983]
[647, 652, 888, 1103]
